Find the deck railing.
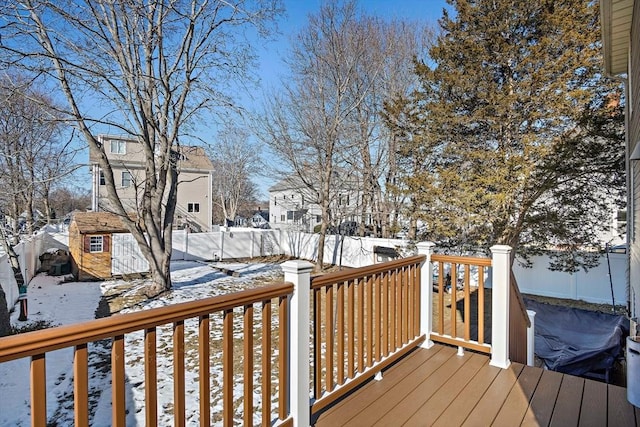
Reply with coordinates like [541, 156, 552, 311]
[0, 242, 532, 426]
[308, 255, 426, 414]
[0, 283, 294, 427]
[509, 272, 533, 364]
[429, 253, 492, 354]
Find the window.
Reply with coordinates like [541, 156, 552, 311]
[99, 171, 105, 186]
[287, 211, 293, 220]
[188, 203, 200, 213]
[89, 235, 104, 253]
[110, 140, 126, 154]
[281, 215, 285, 222]
[121, 171, 132, 188]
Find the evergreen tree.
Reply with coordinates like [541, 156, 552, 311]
[395, 0, 625, 270]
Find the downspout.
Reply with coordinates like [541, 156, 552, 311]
[208, 170, 213, 232]
[91, 164, 100, 212]
[606, 72, 632, 328]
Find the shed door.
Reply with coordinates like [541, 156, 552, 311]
[112, 233, 149, 275]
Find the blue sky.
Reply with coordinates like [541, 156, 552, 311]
[255, 0, 449, 91]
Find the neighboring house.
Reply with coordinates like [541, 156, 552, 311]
[250, 210, 270, 229]
[90, 135, 214, 232]
[68, 211, 149, 280]
[269, 175, 363, 232]
[601, 0, 638, 335]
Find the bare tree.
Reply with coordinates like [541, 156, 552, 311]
[0, 0, 281, 293]
[209, 125, 259, 226]
[339, 19, 432, 238]
[45, 186, 92, 220]
[257, 0, 370, 268]
[0, 76, 75, 330]
[36, 135, 83, 224]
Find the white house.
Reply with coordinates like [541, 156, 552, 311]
[268, 175, 363, 233]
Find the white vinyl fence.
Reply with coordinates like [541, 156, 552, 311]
[1, 231, 68, 310]
[4, 228, 629, 311]
[513, 252, 627, 305]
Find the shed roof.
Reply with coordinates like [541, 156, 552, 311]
[71, 212, 132, 234]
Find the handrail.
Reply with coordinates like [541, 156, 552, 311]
[0, 281, 294, 427]
[0, 282, 294, 362]
[430, 253, 492, 354]
[430, 253, 492, 267]
[510, 272, 531, 328]
[310, 254, 426, 288]
[310, 255, 426, 413]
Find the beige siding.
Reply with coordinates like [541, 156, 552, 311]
[91, 136, 213, 231]
[175, 170, 211, 231]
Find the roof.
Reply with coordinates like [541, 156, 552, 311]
[71, 212, 132, 234]
[600, 0, 635, 75]
[90, 135, 213, 171]
[269, 175, 306, 192]
[178, 146, 213, 170]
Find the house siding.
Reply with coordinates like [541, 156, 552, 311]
[175, 170, 212, 231]
[92, 135, 213, 232]
[630, 0, 640, 333]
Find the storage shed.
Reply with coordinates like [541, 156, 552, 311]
[69, 212, 130, 280]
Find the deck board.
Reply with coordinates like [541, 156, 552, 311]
[371, 349, 475, 425]
[578, 378, 608, 427]
[549, 374, 584, 427]
[342, 346, 457, 426]
[521, 369, 563, 427]
[609, 384, 637, 427]
[492, 365, 543, 426]
[403, 353, 488, 426]
[431, 361, 502, 427]
[312, 346, 444, 425]
[312, 344, 639, 427]
[460, 363, 525, 427]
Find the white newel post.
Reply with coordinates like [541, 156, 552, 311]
[527, 310, 536, 366]
[490, 245, 512, 369]
[417, 242, 436, 349]
[282, 260, 314, 427]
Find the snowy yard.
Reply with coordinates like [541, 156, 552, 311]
[0, 260, 285, 427]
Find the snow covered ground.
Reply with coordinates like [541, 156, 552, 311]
[0, 260, 284, 427]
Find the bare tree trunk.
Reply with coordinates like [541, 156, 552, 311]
[0, 286, 11, 336]
[0, 226, 26, 321]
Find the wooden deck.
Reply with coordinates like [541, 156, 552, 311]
[313, 343, 639, 426]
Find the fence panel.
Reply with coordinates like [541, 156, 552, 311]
[183, 232, 222, 261]
[513, 253, 627, 304]
[0, 254, 17, 310]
